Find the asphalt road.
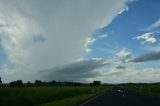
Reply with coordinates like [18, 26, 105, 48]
[79, 87, 160, 106]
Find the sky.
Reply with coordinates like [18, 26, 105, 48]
[0, 0, 160, 83]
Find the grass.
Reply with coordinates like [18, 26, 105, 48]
[125, 85, 160, 96]
[0, 86, 109, 106]
[39, 94, 94, 106]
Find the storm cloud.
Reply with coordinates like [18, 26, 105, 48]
[43, 59, 108, 81]
[115, 65, 126, 69]
[0, 0, 128, 82]
[131, 51, 160, 63]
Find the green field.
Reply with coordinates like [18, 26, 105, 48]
[0, 86, 108, 106]
[125, 85, 160, 96]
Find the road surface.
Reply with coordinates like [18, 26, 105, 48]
[79, 87, 160, 106]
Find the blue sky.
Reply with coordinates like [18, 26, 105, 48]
[0, 0, 160, 83]
[87, 0, 160, 67]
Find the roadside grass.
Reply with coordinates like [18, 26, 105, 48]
[39, 94, 94, 106]
[0, 86, 109, 106]
[125, 85, 160, 96]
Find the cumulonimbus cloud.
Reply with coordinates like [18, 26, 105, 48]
[0, 0, 129, 82]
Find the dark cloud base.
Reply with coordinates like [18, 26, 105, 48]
[131, 51, 160, 63]
[115, 65, 126, 69]
[42, 59, 108, 81]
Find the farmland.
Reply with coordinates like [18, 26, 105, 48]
[125, 84, 160, 96]
[0, 86, 108, 106]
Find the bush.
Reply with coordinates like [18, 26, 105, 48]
[35, 80, 43, 85]
[0, 77, 2, 85]
[9, 80, 24, 87]
[92, 81, 101, 87]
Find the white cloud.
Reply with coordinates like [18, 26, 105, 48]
[0, 0, 128, 82]
[115, 48, 132, 62]
[118, 6, 129, 15]
[145, 43, 160, 52]
[84, 34, 108, 52]
[98, 67, 160, 83]
[148, 18, 160, 30]
[98, 34, 108, 39]
[78, 65, 159, 83]
[84, 37, 96, 52]
[132, 32, 157, 44]
[99, 3, 129, 28]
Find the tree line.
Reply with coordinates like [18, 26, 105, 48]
[0, 77, 101, 87]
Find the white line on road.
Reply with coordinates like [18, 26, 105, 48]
[79, 93, 105, 106]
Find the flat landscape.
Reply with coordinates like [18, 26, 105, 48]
[0, 86, 107, 106]
[0, 84, 160, 106]
[0, 0, 160, 106]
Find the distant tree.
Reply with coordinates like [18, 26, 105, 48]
[73, 82, 80, 87]
[51, 80, 56, 85]
[9, 80, 24, 87]
[92, 81, 101, 87]
[0, 77, 2, 85]
[34, 80, 43, 85]
[46, 80, 57, 86]
[26, 81, 33, 86]
[57, 81, 62, 86]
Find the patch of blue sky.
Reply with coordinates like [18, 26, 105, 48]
[87, 0, 160, 59]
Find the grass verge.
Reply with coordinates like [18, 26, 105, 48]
[0, 86, 109, 106]
[39, 94, 94, 106]
[125, 85, 160, 96]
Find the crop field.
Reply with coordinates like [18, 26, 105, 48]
[0, 86, 108, 106]
[125, 84, 160, 96]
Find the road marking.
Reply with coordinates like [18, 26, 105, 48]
[118, 89, 123, 93]
[79, 93, 105, 106]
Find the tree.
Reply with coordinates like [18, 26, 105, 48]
[34, 80, 43, 85]
[9, 80, 24, 87]
[92, 81, 101, 86]
[0, 77, 2, 85]
[51, 80, 56, 85]
[26, 81, 33, 86]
